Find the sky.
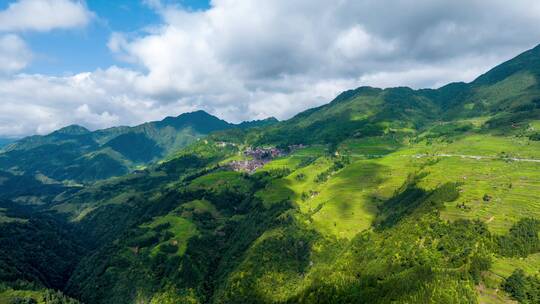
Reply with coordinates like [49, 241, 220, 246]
[1, 0, 540, 138]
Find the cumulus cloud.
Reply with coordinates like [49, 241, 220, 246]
[0, 67, 199, 137]
[2, 0, 540, 137]
[0, 0, 95, 78]
[104, 0, 540, 120]
[0, 0, 93, 32]
[0, 34, 32, 74]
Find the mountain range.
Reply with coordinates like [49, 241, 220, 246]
[0, 111, 277, 184]
[0, 45, 540, 304]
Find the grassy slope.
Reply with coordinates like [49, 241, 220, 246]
[258, 134, 534, 238]
[0, 289, 43, 304]
[0, 287, 79, 304]
[141, 212, 199, 256]
[251, 129, 540, 302]
[258, 155, 413, 238]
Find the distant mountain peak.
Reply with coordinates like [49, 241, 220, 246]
[156, 110, 232, 132]
[472, 43, 540, 86]
[53, 124, 91, 135]
[162, 110, 219, 122]
[184, 109, 211, 115]
[331, 86, 382, 104]
[261, 117, 279, 122]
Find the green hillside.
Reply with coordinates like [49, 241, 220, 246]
[0, 111, 231, 183]
[0, 111, 279, 201]
[1, 45, 540, 304]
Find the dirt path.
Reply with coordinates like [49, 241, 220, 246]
[290, 151, 540, 163]
[425, 153, 540, 163]
[341, 153, 540, 163]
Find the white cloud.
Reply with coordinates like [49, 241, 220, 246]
[3, 0, 540, 137]
[333, 25, 396, 60]
[0, 34, 32, 73]
[0, 0, 93, 32]
[0, 67, 198, 136]
[103, 0, 540, 120]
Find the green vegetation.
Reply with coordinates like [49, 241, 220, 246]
[0, 282, 80, 304]
[0, 202, 86, 292]
[502, 269, 540, 303]
[497, 218, 540, 257]
[0, 110, 256, 185]
[3, 44, 540, 304]
[492, 253, 540, 278]
[140, 212, 199, 256]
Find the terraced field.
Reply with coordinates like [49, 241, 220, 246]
[0, 289, 43, 304]
[257, 132, 538, 240]
[256, 133, 540, 304]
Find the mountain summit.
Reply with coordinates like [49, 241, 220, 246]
[53, 125, 92, 136]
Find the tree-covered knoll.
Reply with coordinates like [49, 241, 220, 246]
[502, 269, 540, 303]
[64, 169, 293, 304]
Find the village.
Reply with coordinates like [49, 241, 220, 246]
[229, 144, 305, 173]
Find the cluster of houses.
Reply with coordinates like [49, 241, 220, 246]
[244, 146, 285, 159]
[229, 144, 306, 173]
[229, 159, 266, 173]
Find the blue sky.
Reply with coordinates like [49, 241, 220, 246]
[1, 0, 540, 138]
[6, 0, 210, 74]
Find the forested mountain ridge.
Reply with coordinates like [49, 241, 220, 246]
[0, 111, 277, 186]
[1, 45, 540, 303]
[255, 45, 540, 147]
